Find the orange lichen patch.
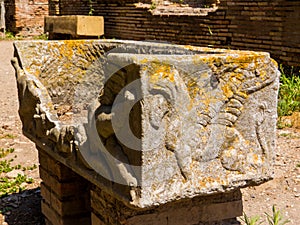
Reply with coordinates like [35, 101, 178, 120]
[148, 62, 175, 84]
[187, 79, 199, 99]
[25, 67, 41, 78]
[223, 147, 236, 158]
[201, 132, 208, 142]
[253, 153, 259, 162]
[198, 176, 223, 188]
[244, 140, 251, 146]
[231, 72, 244, 82]
[183, 45, 196, 51]
[221, 83, 235, 99]
[140, 58, 149, 64]
[271, 58, 278, 68]
[61, 40, 87, 60]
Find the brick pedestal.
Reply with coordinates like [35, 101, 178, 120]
[38, 149, 91, 225]
[38, 147, 242, 225]
[90, 185, 242, 225]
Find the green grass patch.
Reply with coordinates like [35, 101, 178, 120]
[33, 33, 48, 40]
[0, 31, 23, 40]
[0, 134, 16, 139]
[0, 148, 36, 197]
[265, 205, 290, 225]
[0, 174, 34, 197]
[241, 205, 290, 225]
[278, 65, 300, 117]
[0, 148, 14, 158]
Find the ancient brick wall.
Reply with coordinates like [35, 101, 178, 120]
[54, 0, 300, 66]
[154, 0, 218, 7]
[4, 0, 48, 37]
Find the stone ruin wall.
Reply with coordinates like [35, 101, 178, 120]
[52, 0, 300, 67]
[4, 0, 48, 37]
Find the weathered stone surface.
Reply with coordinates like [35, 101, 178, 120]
[44, 15, 104, 37]
[12, 40, 280, 208]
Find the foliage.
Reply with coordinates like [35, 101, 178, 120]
[0, 31, 22, 40]
[0, 148, 14, 158]
[33, 33, 48, 40]
[4, 31, 16, 39]
[265, 205, 290, 225]
[0, 149, 36, 197]
[0, 160, 14, 173]
[88, 0, 95, 15]
[277, 65, 300, 117]
[0, 134, 16, 139]
[241, 212, 263, 225]
[0, 174, 33, 197]
[241, 206, 290, 225]
[150, 1, 157, 10]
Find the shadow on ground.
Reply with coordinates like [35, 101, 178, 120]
[0, 188, 44, 225]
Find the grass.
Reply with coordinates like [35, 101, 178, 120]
[241, 213, 263, 225]
[0, 134, 16, 139]
[0, 148, 14, 158]
[265, 205, 290, 225]
[0, 148, 36, 197]
[279, 132, 299, 139]
[0, 174, 34, 197]
[241, 206, 290, 225]
[150, 1, 157, 10]
[33, 33, 48, 40]
[0, 31, 48, 40]
[277, 65, 300, 118]
[0, 31, 23, 40]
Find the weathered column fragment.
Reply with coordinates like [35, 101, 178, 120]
[12, 40, 280, 225]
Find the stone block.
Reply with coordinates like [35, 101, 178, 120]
[12, 40, 279, 210]
[44, 15, 104, 37]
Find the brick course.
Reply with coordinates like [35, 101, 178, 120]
[4, 0, 48, 37]
[52, 0, 300, 66]
[38, 149, 91, 225]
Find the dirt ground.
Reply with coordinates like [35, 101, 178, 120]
[0, 40, 299, 225]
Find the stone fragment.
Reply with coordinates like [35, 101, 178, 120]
[44, 15, 104, 38]
[6, 170, 24, 178]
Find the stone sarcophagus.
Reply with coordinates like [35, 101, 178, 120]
[12, 40, 279, 224]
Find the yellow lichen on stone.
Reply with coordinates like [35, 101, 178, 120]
[148, 62, 175, 84]
[221, 83, 234, 99]
[187, 79, 199, 99]
[62, 40, 86, 60]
